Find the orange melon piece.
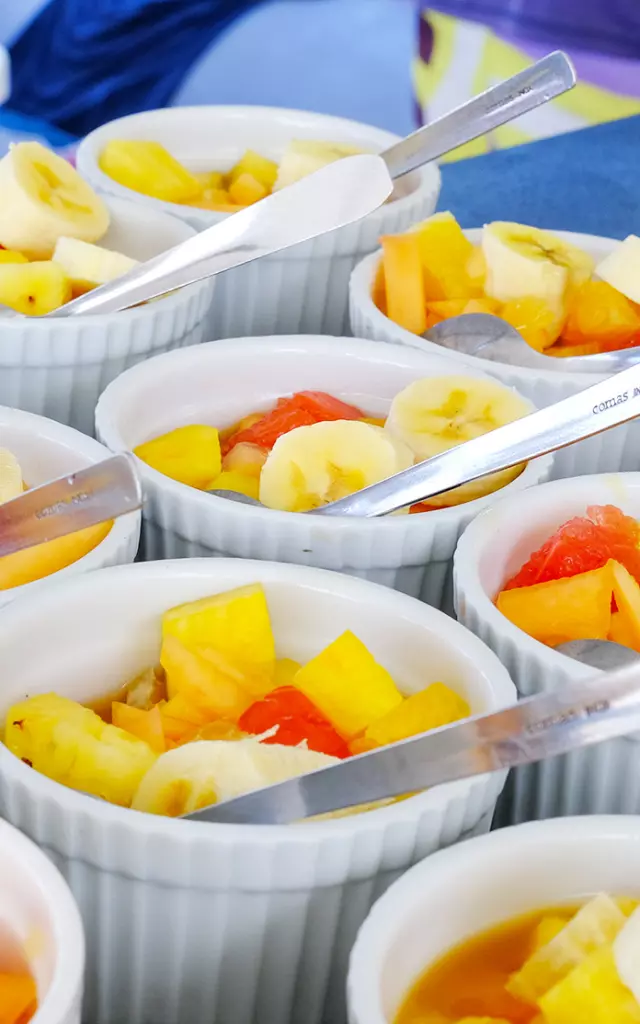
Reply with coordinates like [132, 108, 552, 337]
[562, 280, 640, 349]
[495, 562, 615, 646]
[380, 233, 427, 334]
[371, 257, 387, 314]
[160, 635, 253, 722]
[0, 971, 37, 1024]
[414, 212, 478, 300]
[112, 703, 165, 753]
[500, 297, 564, 352]
[427, 297, 500, 323]
[0, 520, 111, 590]
[610, 561, 640, 651]
[609, 610, 640, 651]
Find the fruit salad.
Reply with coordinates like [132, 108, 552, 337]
[133, 378, 531, 513]
[0, 141, 137, 315]
[395, 893, 640, 1023]
[99, 139, 365, 212]
[494, 505, 640, 650]
[0, 448, 112, 589]
[2, 584, 470, 816]
[375, 212, 640, 358]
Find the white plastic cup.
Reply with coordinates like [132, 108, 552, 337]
[348, 229, 636, 481]
[76, 106, 441, 339]
[454, 472, 640, 821]
[0, 816, 84, 1024]
[0, 197, 213, 434]
[348, 816, 640, 1024]
[0, 403, 140, 607]
[95, 334, 552, 612]
[0, 558, 516, 1024]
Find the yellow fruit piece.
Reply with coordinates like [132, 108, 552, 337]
[0, 260, 71, 315]
[507, 893, 626, 1004]
[0, 249, 28, 263]
[172, 719, 248, 747]
[427, 297, 501, 322]
[466, 245, 486, 291]
[496, 563, 614, 647]
[364, 682, 470, 746]
[228, 150, 278, 190]
[194, 171, 225, 191]
[206, 469, 260, 500]
[124, 667, 166, 710]
[455, 1019, 511, 1024]
[0, 520, 111, 590]
[293, 630, 403, 738]
[220, 413, 263, 444]
[610, 560, 640, 651]
[134, 424, 221, 489]
[563, 280, 640, 348]
[539, 945, 640, 1023]
[362, 417, 386, 428]
[161, 634, 252, 722]
[371, 257, 387, 315]
[4, 693, 156, 806]
[112, 702, 165, 753]
[533, 916, 574, 951]
[162, 583, 276, 697]
[185, 187, 242, 212]
[274, 658, 301, 686]
[0, 447, 22, 504]
[414, 211, 478, 300]
[380, 232, 427, 335]
[228, 172, 268, 206]
[500, 297, 565, 353]
[222, 441, 268, 478]
[99, 140, 201, 203]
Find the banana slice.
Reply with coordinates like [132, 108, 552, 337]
[53, 237, 137, 295]
[0, 142, 110, 259]
[0, 448, 22, 504]
[131, 738, 337, 816]
[614, 905, 640, 1004]
[259, 420, 414, 512]
[482, 221, 594, 309]
[274, 140, 364, 191]
[385, 376, 530, 507]
[596, 235, 640, 304]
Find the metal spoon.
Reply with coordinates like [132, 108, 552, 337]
[0, 453, 142, 556]
[425, 313, 640, 373]
[556, 639, 640, 670]
[185, 656, 640, 825]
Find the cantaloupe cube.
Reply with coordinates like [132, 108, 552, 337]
[293, 631, 403, 738]
[539, 946, 640, 1023]
[112, 703, 165, 753]
[134, 424, 221, 489]
[161, 634, 252, 721]
[364, 682, 470, 746]
[162, 584, 276, 696]
[496, 563, 615, 647]
[380, 232, 427, 335]
[610, 561, 640, 651]
[0, 520, 111, 590]
[414, 212, 478, 300]
[228, 149, 278, 190]
[0, 972, 37, 1023]
[228, 172, 268, 206]
[609, 610, 640, 651]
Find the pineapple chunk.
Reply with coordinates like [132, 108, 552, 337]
[134, 424, 221, 489]
[532, 915, 574, 951]
[228, 172, 268, 206]
[293, 630, 403, 738]
[228, 150, 278, 190]
[0, 249, 28, 263]
[364, 682, 470, 746]
[0, 521, 111, 590]
[162, 584, 276, 697]
[125, 666, 166, 710]
[4, 693, 157, 806]
[0, 260, 71, 315]
[161, 634, 252, 721]
[507, 894, 626, 1004]
[610, 561, 640, 652]
[99, 140, 201, 203]
[274, 658, 301, 687]
[112, 702, 165, 753]
[206, 469, 260, 501]
[274, 140, 363, 191]
[539, 946, 640, 1023]
[194, 171, 225, 191]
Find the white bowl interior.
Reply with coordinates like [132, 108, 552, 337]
[77, 105, 422, 213]
[0, 559, 513, 720]
[99, 195, 196, 260]
[1, 406, 111, 485]
[350, 818, 640, 1024]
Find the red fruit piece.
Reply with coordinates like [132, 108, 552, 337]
[504, 504, 640, 589]
[238, 685, 350, 758]
[223, 391, 364, 454]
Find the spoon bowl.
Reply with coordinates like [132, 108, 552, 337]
[556, 638, 640, 670]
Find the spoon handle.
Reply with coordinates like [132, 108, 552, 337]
[315, 360, 640, 517]
[187, 659, 640, 824]
[0, 453, 142, 556]
[382, 51, 576, 179]
[47, 154, 392, 317]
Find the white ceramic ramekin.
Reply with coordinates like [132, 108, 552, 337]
[0, 817, 85, 1024]
[76, 106, 441, 338]
[349, 229, 635, 480]
[0, 404, 140, 606]
[454, 472, 640, 821]
[0, 558, 516, 1024]
[0, 196, 213, 434]
[95, 334, 552, 612]
[348, 815, 640, 1024]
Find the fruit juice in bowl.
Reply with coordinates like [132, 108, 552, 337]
[0, 142, 212, 434]
[349, 216, 640, 481]
[0, 818, 84, 1024]
[347, 816, 640, 1024]
[95, 334, 552, 612]
[453, 471, 640, 822]
[75, 105, 441, 338]
[0, 557, 516, 1024]
[0, 404, 140, 605]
